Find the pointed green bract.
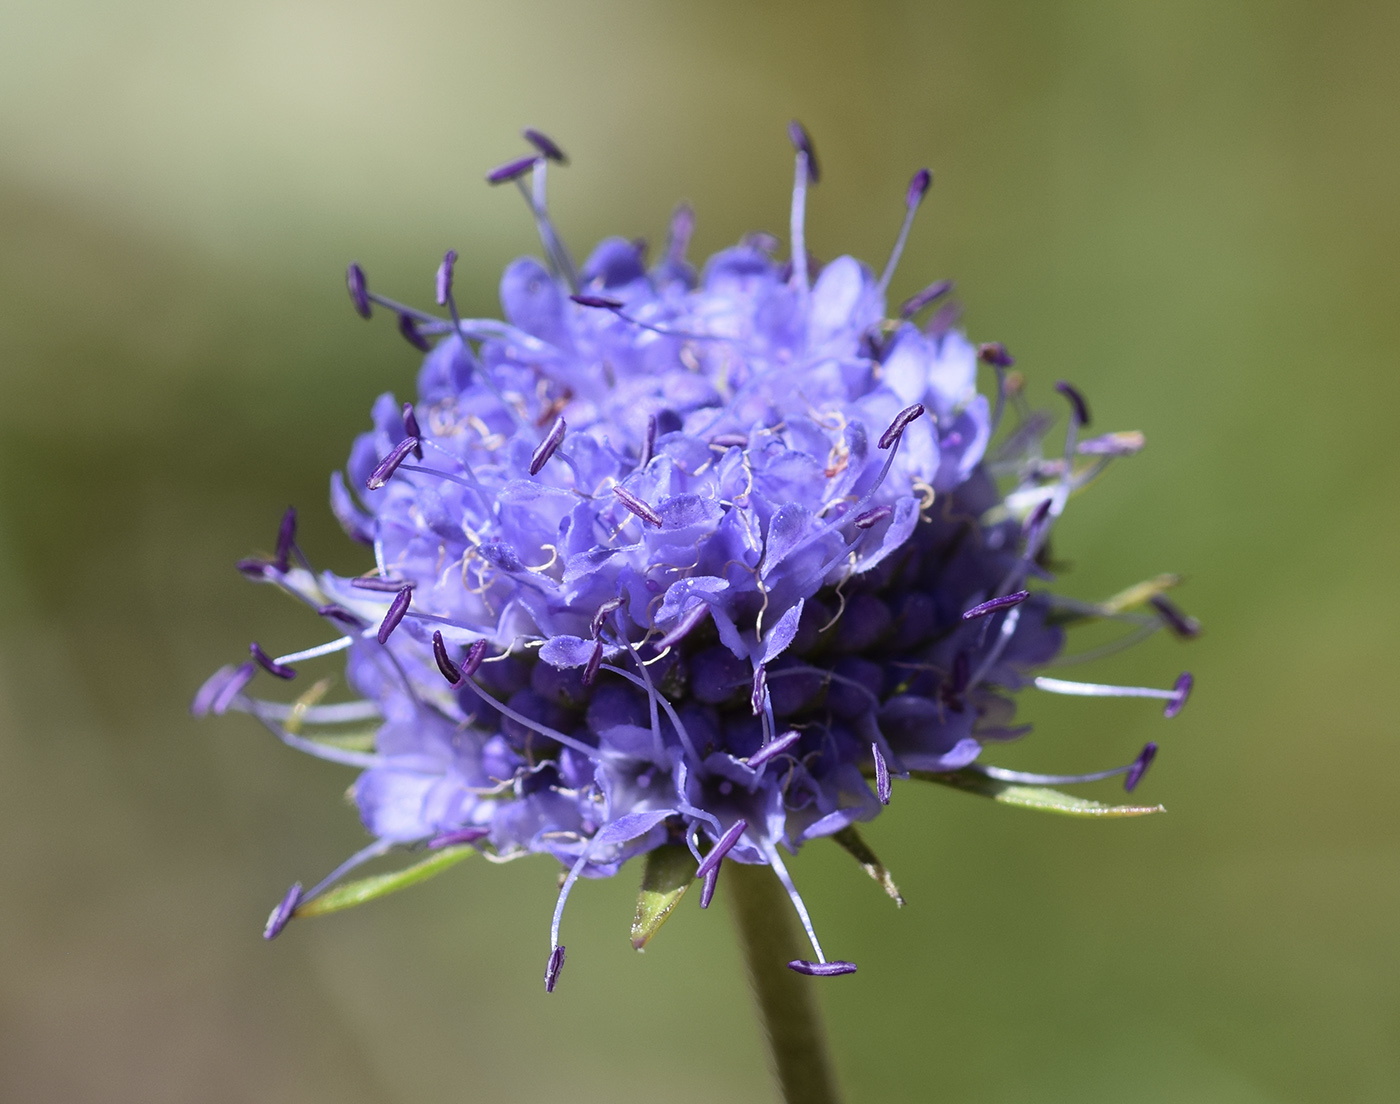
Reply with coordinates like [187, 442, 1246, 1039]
[630, 844, 696, 950]
[294, 845, 475, 918]
[832, 825, 905, 906]
[915, 769, 1165, 817]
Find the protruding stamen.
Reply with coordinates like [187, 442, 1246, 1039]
[787, 960, 858, 977]
[317, 604, 364, 629]
[878, 168, 932, 293]
[906, 167, 932, 208]
[428, 826, 490, 849]
[978, 342, 1015, 368]
[530, 417, 566, 475]
[1055, 380, 1091, 426]
[432, 630, 463, 685]
[487, 155, 538, 185]
[962, 590, 1031, 621]
[666, 203, 694, 265]
[346, 263, 371, 318]
[787, 120, 820, 183]
[614, 486, 662, 527]
[1149, 595, 1201, 639]
[397, 312, 431, 352]
[523, 128, 567, 163]
[366, 437, 419, 490]
[263, 882, 302, 940]
[638, 413, 658, 469]
[699, 865, 719, 909]
[926, 298, 962, 337]
[544, 945, 566, 992]
[1163, 672, 1193, 718]
[1124, 743, 1158, 792]
[236, 558, 271, 580]
[250, 642, 296, 680]
[750, 663, 768, 716]
[191, 662, 256, 716]
[878, 402, 925, 449]
[1077, 431, 1144, 456]
[747, 729, 801, 769]
[1023, 498, 1052, 542]
[274, 506, 297, 572]
[352, 575, 412, 592]
[570, 293, 624, 310]
[899, 279, 954, 319]
[787, 121, 817, 292]
[377, 586, 412, 645]
[463, 639, 488, 678]
[581, 640, 603, 687]
[401, 403, 424, 459]
[854, 505, 892, 530]
[435, 249, 457, 306]
[873, 743, 891, 805]
[590, 598, 623, 639]
[695, 819, 748, 880]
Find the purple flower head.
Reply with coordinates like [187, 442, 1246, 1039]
[197, 125, 1196, 987]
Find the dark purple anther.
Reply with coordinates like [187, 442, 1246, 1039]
[590, 598, 622, 639]
[366, 436, 419, 490]
[462, 639, 488, 678]
[1150, 595, 1201, 639]
[854, 505, 893, 530]
[1124, 742, 1158, 792]
[614, 486, 662, 527]
[873, 743, 891, 805]
[263, 882, 302, 940]
[346, 263, 371, 318]
[432, 630, 463, 685]
[747, 729, 801, 769]
[570, 293, 624, 310]
[962, 590, 1031, 621]
[273, 506, 297, 572]
[250, 642, 296, 680]
[787, 960, 858, 977]
[1055, 380, 1091, 426]
[397, 312, 431, 353]
[428, 826, 490, 849]
[487, 155, 538, 185]
[878, 403, 925, 449]
[951, 651, 970, 694]
[695, 819, 748, 880]
[544, 945, 566, 992]
[906, 168, 932, 208]
[638, 414, 658, 469]
[401, 403, 424, 459]
[351, 575, 411, 592]
[317, 604, 364, 629]
[750, 663, 768, 716]
[236, 558, 270, 580]
[709, 433, 748, 449]
[787, 120, 820, 183]
[926, 298, 963, 337]
[1163, 672, 1193, 718]
[523, 128, 567, 163]
[1023, 498, 1052, 539]
[978, 342, 1015, 368]
[435, 249, 457, 306]
[530, 417, 566, 475]
[193, 661, 256, 716]
[581, 640, 604, 687]
[898, 279, 954, 319]
[377, 586, 412, 645]
[699, 865, 719, 909]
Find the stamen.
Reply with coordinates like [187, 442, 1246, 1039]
[463, 639, 488, 678]
[1077, 431, 1144, 456]
[750, 663, 768, 716]
[899, 279, 954, 319]
[401, 404, 424, 459]
[746, 729, 801, 769]
[435, 249, 457, 306]
[614, 486, 662, 527]
[1163, 672, 1193, 718]
[1124, 743, 1158, 791]
[581, 640, 603, 687]
[487, 155, 538, 185]
[544, 945, 567, 992]
[263, 882, 302, 940]
[346, 263, 371, 318]
[638, 413, 657, 469]
[764, 844, 836, 966]
[787, 120, 817, 292]
[666, 203, 694, 265]
[397, 312, 431, 352]
[377, 586, 413, 645]
[854, 505, 892, 529]
[877, 168, 932, 294]
[878, 402, 925, 449]
[191, 662, 256, 716]
[352, 575, 412, 592]
[530, 417, 567, 475]
[236, 558, 271, 580]
[273, 637, 353, 665]
[1055, 380, 1091, 426]
[978, 342, 1015, 368]
[699, 865, 719, 909]
[787, 960, 858, 977]
[873, 742, 891, 805]
[250, 642, 296, 680]
[787, 120, 820, 183]
[523, 128, 567, 163]
[1150, 595, 1201, 639]
[432, 630, 463, 685]
[590, 598, 622, 639]
[962, 590, 1031, 621]
[570, 293, 624, 310]
[695, 819, 748, 880]
[1032, 672, 1194, 718]
[428, 826, 490, 849]
[366, 437, 419, 489]
[709, 433, 748, 449]
[274, 506, 297, 572]
[925, 298, 962, 337]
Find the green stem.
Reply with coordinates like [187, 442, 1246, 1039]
[726, 862, 843, 1104]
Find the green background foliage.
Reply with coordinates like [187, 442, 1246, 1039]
[1, 1, 1396, 1100]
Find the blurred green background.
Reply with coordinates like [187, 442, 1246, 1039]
[1, 1, 1396, 1100]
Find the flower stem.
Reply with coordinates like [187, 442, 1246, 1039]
[727, 862, 843, 1104]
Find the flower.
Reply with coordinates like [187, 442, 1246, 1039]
[195, 124, 1196, 989]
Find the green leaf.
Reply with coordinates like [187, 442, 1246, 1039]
[915, 769, 1165, 818]
[294, 845, 475, 918]
[832, 826, 904, 906]
[630, 845, 696, 950]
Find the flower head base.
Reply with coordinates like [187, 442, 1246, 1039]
[195, 124, 1197, 989]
